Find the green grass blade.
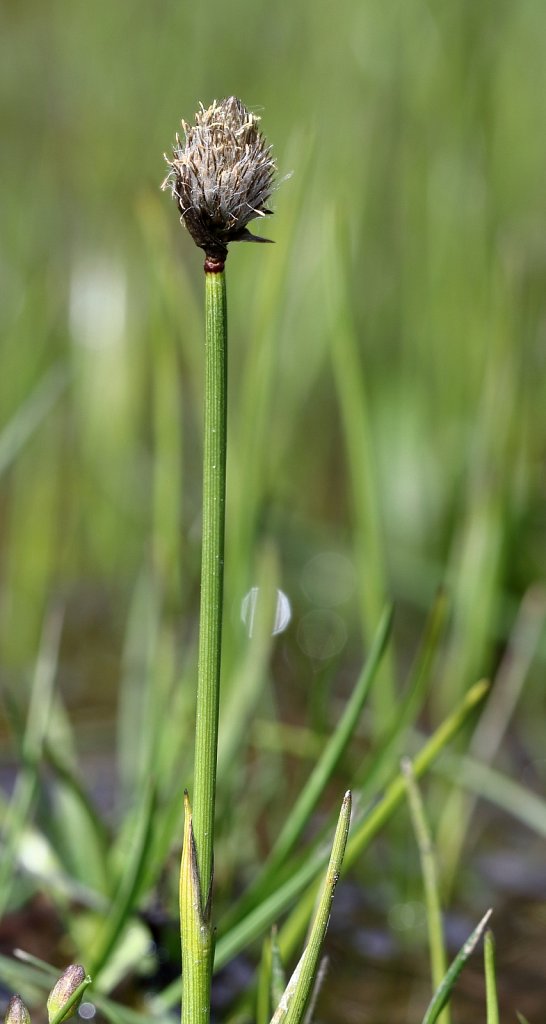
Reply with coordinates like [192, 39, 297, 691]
[277, 680, 489, 962]
[257, 932, 274, 1024]
[0, 608, 63, 915]
[216, 680, 488, 979]
[0, 365, 67, 477]
[42, 741, 110, 893]
[93, 991, 173, 1024]
[217, 545, 280, 777]
[435, 754, 546, 838]
[215, 848, 328, 974]
[354, 589, 448, 798]
[267, 612, 389, 871]
[345, 680, 489, 870]
[155, 679, 489, 1012]
[484, 930, 499, 1024]
[402, 758, 449, 1024]
[325, 211, 393, 726]
[270, 793, 351, 1024]
[437, 586, 546, 893]
[117, 572, 163, 809]
[88, 782, 156, 981]
[420, 910, 492, 1024]
[221, 606, 392, 933]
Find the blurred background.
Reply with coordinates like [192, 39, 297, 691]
[1, 0, 546, 1020]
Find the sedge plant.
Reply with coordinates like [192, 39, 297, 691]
[161, 97, 352, 1024]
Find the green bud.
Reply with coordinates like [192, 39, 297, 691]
[4, 996, 31, 1024]
[46, 965, 86, 1024]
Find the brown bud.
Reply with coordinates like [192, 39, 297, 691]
[46, 965, 86, 1023]
[162, 97, 276, 265]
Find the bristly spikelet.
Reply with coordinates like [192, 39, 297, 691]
[161, 97, 276, 268]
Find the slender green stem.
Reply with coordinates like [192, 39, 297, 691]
[181, 268, 227, 1024]
[192, 269, 228, 903]
[484, 930, 499, 1024]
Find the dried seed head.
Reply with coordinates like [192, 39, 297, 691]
[161, 97, 276, 269]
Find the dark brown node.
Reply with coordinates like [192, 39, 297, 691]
[204, 255, 226, 273]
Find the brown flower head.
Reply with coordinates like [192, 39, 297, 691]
[161, 97, 276, 268]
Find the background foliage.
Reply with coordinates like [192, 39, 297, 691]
[1, 0, 546, 1020]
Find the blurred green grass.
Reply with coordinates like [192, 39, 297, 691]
[2, 0, 545, 692]
[1, 0, 546, 1015]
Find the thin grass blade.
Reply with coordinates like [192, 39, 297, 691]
[0, 365, 67, 477]
[88, 781, 157, 982]
[0, 608, 63, 915]
[222, 607, 391, 933]
[420, 910, 492, 1024]
[402, 758, 449, 1024]
[155, 673, 489, 1011]
[270, 792, 351, 1024]
[276, 680, 489, 964]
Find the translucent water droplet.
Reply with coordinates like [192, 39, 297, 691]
[241, 587, 291, 638]
[78, 1004, 96, 1021]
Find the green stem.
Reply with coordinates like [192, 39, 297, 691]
[182, 268, 227, 1024]
[484, 930, 499, 1024]
[193, 269, 227, 899]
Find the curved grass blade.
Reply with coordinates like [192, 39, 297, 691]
[270, 792, 351, 1024]
[325, 210, 393, 725]
[0, 608, 63, 915]
[266, 614, 389, 872]
[0, 364, 67, 478]
[435, 753, 546, 838]
[354, 588, 448, 797]
[156, 679, 489, 1011]
[88, 781, 157, 982]
[277, 680, 489, 964]
[43, 740, 110, 894]
[222, 607, 392, 933]
[420, 909, 492, 1024]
